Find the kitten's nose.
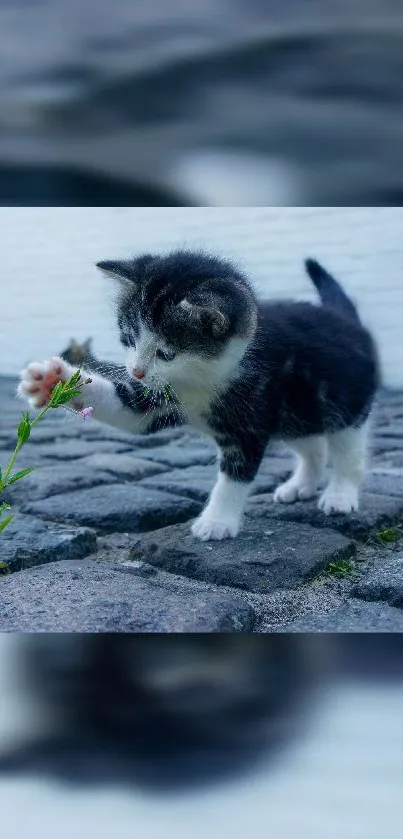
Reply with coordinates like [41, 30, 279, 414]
[132, 369, 145, 380]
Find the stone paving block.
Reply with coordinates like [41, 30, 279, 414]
[247, 491, 403, 540]
[76, 453, 169, 481]
[371, 436, 403, 453]
[278, 599, 403, 632]
[364, 469, 403, 497]
[352, 553, 403, 608]
[22, 484, 202, 533]
[0, 514, 97, 571]
[0, 558, 256, 632]
[134, 442, 217, 468]
[374, 423, 403, 438]
[3, 462, 119, 504]
[133, 520, 356, 594]
[139, 457, 293, 504]
[139, 464, 217, 503]
[25, 439, 132, 460]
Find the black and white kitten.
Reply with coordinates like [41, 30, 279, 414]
[18, 251, 379, 541]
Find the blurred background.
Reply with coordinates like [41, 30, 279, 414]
[1, 1, 403, 205]
[1, 207, 403, 387]
[0, 634, 402, 839]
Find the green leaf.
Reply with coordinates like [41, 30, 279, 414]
[0, 514, 14, 533]
[7, 466, 36, 485]
[17, 413, 31, 443]
[52, 388, 82, 406]
[66, 370, 82, 387]
[48, 381, 64, 405]
[0, 502, 11, 513]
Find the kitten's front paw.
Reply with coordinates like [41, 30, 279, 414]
[191, 511, 240, 541]
[318, 485, 359, 515]
[18, 357, 76, 409]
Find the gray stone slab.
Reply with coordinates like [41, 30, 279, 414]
[0, 514, 97, 572]
[371, 436, 403, 453]
[133, 520, 356, 594]
[23, 439, 132, 460]
[29, 422, 187, 446]
[3, 462, 119, 504]
[0, 448, 50, 471]
[139, 457, 293, 504]
[364, 470, 403, 498]
[134, 441, 217, 468]
[11, 426, 73, 444]
[352, 554, 403, 608]
[374, 424, 403, 438]
[140, 464, 217, 502]
[21, 484, 202, 533]
[279, 599, 403, 632]
[0, 558, 256, 632]
[385, 453, 403, 467]
[75, 453, 168, 481]
[0, 432, 15, 449]
[247, 492, 403, 540]
[127, 427, 197, 448]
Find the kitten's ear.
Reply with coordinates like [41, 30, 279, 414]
[82, 338, 93, 352]
[96, 260, 135, 284]
[179, 300, 229, 338]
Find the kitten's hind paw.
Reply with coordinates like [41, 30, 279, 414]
[18, 357, 75, 409]
[273, 478, 318, 504]
[318, 484, 359, 515]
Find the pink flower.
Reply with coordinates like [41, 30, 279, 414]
[80, 407, 93, 420]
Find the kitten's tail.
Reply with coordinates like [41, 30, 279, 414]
[305, 258, 360, 324]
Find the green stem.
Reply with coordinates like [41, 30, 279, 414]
[29, 402, 52, 430]
[1, 403, 51, 489]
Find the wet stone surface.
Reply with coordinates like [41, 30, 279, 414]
[1, 376, 403, 631]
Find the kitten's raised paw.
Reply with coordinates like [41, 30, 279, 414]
[318, 485, 359, 515]
[273, 479, 317, 504]
[191, 512, 240, 541]
[18, 356, 75, 409]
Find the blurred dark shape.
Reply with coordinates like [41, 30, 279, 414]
[0, 635, 328, 792]
[60, 337, 126, 377]
[337, 635, 403, 682]
[0, 165, 185, 206]
[60, 337, 111, 373]
[60, 337, 96, 367]
[1, 2, 403, 204]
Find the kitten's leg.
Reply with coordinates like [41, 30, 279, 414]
[191, 472, 251, 541]
[191, 444, 262, 541]
[273, 435, 327, 503]
[319, 421, 369, 514]
[18, 356, 159, 436]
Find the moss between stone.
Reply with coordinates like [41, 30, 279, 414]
[317, 557, 355, 579]
[375, 525, 403, 544]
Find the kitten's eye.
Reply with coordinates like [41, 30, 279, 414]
[156, 348, 176, 362]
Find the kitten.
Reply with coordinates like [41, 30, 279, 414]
[18, 250, 379, 541]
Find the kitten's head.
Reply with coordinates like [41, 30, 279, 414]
[96, 250, 257, 390]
